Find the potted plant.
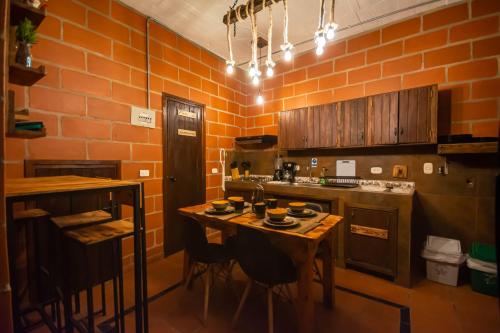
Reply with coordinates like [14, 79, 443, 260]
[15, 18, 37, 68]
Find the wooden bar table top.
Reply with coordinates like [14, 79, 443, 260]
[179, 203, 343, 333]
[5, 176, 148, 333]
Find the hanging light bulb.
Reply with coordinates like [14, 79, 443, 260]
[326, 22, 338, 40]
[265, 59, 275, 78]
[281, 43, 293, 62]
[256, 94, 264, 105]
[316, 46, 324, 56]
[280, 0, 293, 62]
[314, 0, 326, 57]
[252, 75, 260, 86]
[249, 64, 257, 78]
[226, 60, 235, 75]
[315, 30, 327, 48]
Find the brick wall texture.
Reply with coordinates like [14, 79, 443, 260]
[4, 0, 500, 260]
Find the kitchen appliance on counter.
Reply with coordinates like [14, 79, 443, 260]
[273, 154, 284, 181]
[282, 162, 299, 183]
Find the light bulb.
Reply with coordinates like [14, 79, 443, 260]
[316, 46, 324, 56]
[266, 66, 274, 77]
[256, 94, 264, 105]
[249, 66, 256, 77]
[284, 49, 292, 62]
[252, 76, 260, 86]
[317, 36, 326, 48]
[226, 64, 234, 74]
[326, 26, 335, 40]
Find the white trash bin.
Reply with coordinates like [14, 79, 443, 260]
[421, 235, 466, 286]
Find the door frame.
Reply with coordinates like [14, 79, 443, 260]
[162, 93, 206, 256]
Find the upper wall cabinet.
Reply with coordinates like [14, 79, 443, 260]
[367, 92, 399, 145]
[398, 85, 438, 144]
[338, 98, 366, 148]
[278, 84, 438, 150]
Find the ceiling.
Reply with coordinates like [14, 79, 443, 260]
[121, 0, 461, 66]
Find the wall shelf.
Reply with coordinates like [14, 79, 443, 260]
[6, 127, 46, 139]
[10, 0, 46, 28]
[8, 62, 46, 86]
[437, 142, 498, 155]
[6, 90, 45, 139]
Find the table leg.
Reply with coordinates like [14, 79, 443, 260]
[6, 199, 22, 332]
[321, 231, 335, 309]
[296, 242, 317, 333]
[132, 187, 143, 333]
[140, 186, 149, 333]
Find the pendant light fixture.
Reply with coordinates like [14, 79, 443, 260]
[265, 1, 275, 77]
[280, 0, 293, 62]
[256, 39, 265, 105]
[325, 0, 338, 40]
[314, 0, 327, 56]
[225, 7, 235, 75]
[248, 0, 261, 85]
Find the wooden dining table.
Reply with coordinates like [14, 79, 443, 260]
[5, 176, 149, 333]
[178, 203, 343, 333]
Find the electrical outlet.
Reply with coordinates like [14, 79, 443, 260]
[211, 168, 218, 174]
[392, 165, 408, 178]
[139, 169, 150, 177]
[423, 163, 433, 174]
[370, 167, 382, 174]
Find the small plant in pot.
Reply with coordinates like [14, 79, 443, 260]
[15, 18, 37, 68]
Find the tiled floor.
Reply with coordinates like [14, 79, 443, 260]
[31, 251, 499, 333]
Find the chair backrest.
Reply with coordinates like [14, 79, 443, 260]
[235, 226, 296, 285]
[184, 218, 209, 260]
[305, 202, 323, 213]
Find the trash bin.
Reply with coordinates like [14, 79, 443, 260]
[467, 242, 497, 296]
[421, 235, 466, 286]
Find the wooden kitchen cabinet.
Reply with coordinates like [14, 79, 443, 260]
[344, 203, 398, 277]
[307, 103, 337, 148]
[367, 92, 399, 145]
[338, 97, 366, 147]
[398, 85, 438, 144]
[279, 108, 308, 149]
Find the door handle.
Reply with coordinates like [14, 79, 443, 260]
[169, 176, 176, 182]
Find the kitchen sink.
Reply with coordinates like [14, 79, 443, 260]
[266, 181, 322, 187]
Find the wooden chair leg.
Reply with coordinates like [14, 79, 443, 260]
[232, 279, 252, 328]
[313, 259, 322, 283]
[267, 287, 274, 333]
[184, 263, 195, 290]
[203, 265, 212, 324]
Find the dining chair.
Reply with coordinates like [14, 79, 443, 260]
[303, 203, 324, 283]
[183, 217, 235, 323]
[232, 226, 297, 333]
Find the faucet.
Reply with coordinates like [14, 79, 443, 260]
[251, 183, 265, 205]
[320, 167, 328, 178]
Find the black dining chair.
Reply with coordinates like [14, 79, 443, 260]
[303, 203, 324, 283]
[232, 226, 297, 333]
[183, 217, 235, 323]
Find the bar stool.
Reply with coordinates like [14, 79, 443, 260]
[50, 210, 113, 318]
[62, 220, 133, 333]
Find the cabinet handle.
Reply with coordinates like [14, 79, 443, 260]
[360, 132, 364, 141]
[393, 128, 398, 137]
[400, 128, 404, 135]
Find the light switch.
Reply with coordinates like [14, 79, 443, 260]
[211, 168, 218, 174]
[139, 169, 150, 177]
[423, 163, 433, 174]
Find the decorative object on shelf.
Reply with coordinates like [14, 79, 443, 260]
[15, 17, 37, 68]
[10, 0, 47, 28]
[6, 90, 46, 139]
[26, 0, 42, 9]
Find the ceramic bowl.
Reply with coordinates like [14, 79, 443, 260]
[212, 200, 229, 211]
[289, 202, 306, 213]
[228, 196, 244, 204]
[267, 208, 288, 221]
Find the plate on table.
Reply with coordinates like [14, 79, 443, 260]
[205, 207, 235, 215]
[287, 208, 318, 218]
[264, 217, 300, 229]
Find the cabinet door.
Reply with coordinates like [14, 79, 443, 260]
[279, 108, 308, 149]
[278, 110, 292, 149]
[344, 204, 398, 277]
[367, 92, 399, 145]
[307, 103, 337, 148]
[398, 85, 437, 144]
[338, 98, 366, 147]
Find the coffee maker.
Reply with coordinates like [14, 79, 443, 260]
[282, 162, 298, 183]
[273, 154, 284, 181]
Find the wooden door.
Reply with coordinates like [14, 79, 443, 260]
[344, 204, 398, 277]
[398, 85, 437, 144]
[307, 103, 337, 148]
[279, 108, 308, 149]
[338, 98, 366, 147]
[367, 92, 399, 146]
[163, 95, 205, 256]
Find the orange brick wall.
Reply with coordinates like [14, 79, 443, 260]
[4, 0, 247, 260]
[245, 0, 500, 138]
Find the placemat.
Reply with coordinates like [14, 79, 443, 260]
[249, 212, 329, 234]
[196, 206, 252, 220]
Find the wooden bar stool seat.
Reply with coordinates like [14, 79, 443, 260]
[62, 220, 133, 333]
[50, 210, 112, 230]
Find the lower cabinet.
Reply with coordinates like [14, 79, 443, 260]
[344, 203, 398, 277]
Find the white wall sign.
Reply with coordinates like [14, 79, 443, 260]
[178, 129, 197, 137]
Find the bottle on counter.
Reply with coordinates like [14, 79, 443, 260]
[230, 161, 240, 180]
